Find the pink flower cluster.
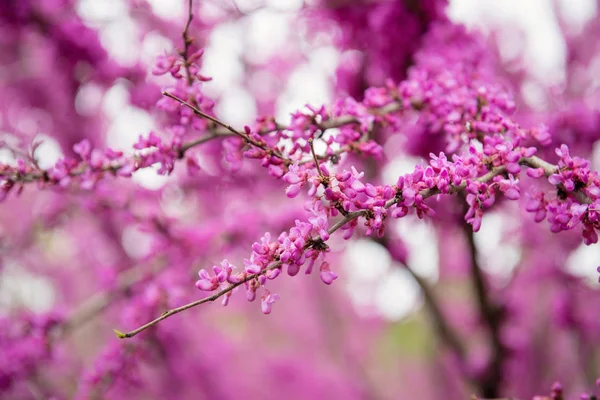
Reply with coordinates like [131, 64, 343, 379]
[526, 145, 600, 244]
[0, 313, 62, 391]
[190, 24, 599, 315]
[154, 49, 215, 134]
[195, 212, 337, 314]
[0, 139, 136, 199]
[0, 49, 216, 198]
[76, 342, 144, 399]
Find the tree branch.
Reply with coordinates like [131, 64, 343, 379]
[116, 156, 564, 339]
[402, 262, 467, 361]
[373, 235, 473, 387]
[163, 92, 290, 163]
[115, 263, 279, 339]
[463, 220, 506, 398]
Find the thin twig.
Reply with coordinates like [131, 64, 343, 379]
[308, 138, 324, 178]
[163, 92, 242, 137]
[115, 264, 280, 339]
[187, 101, 403, 146]
[181, 0, 195, 86]
[180, 132, 221, 153]
[162, 92, 290, 163]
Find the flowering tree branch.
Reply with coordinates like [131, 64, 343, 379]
[116, 153, 583, 339]
[0, 93, 401, 194]
[115, 264, 279, 339]
[162, 91, 290, 162]
[5, 0, 600, 398]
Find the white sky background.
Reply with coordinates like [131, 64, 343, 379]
[3, 0, 599, 316]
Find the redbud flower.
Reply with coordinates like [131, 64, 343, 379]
[319, 262, 338, 285]
[195, 269, 219, 291]
[526, 167, 545, 179]
[261, 290, 280, 314]
[73, 139, 91, 159]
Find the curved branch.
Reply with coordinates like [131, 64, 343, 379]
[115, 263, 279, 339]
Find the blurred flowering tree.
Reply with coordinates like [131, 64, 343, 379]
[1, 0, 600, 399]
